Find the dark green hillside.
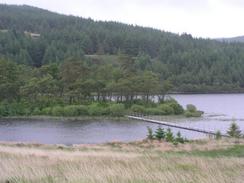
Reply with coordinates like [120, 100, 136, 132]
[1, 4, 244, 97]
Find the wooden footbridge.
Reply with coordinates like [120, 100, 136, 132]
[127, 114, 230, 137]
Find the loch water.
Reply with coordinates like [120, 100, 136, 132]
[0, 94, 243, 144]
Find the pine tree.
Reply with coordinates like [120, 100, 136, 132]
[165, 128, 174, 142]
[215, 130, 222, 140]
[227, 122, 242, 138]
[147, 126, 154, 140]
[175, 131, 184, 143]
[154, 126, 165, 140]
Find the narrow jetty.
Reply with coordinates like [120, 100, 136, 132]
[127, 115, 229, 137]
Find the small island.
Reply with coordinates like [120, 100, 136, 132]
[0, 59, 203, 119]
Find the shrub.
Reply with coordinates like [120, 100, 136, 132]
[32, 107, 41, 115]
[186, 104, 197, 112]
[184, 110, 203, 117]
[51, 106, 64, 116]
[0, 103, 9, 116]
[109, 104, 125, 117]
[88, 103, 109, 116]
[184, 104, 203, 117]
[52, 106, 64, 116]
[130, 99, 146, 106]
[63, 105, 89, 116]
[145, 108, 163, 115]
[130, 104, 146, 114]
[33, 96, 64, 109]
[75, 105, 89, 115]
[41, 107, 52, 115]
[0, 102, 31, 116]
[184, 111, 191, 117]
[88, 104, 100, 116]
[132, 99, 157, 108]
[63, 106, 78, 116]
[7, 103, 19, 116]
[158, 104, 174, 115]
[20, 108, 31, 116]
[168, 102, 184, 115]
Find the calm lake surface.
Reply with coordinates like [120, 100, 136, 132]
[0, 94, 244, 144]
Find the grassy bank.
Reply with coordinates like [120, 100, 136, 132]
[0, 139, 244, 183]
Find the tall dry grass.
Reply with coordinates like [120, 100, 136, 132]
[0, 141, 243, 183]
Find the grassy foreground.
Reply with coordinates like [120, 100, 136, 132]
[0, 139, 244, 183]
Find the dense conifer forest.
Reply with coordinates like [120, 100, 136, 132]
[1, 4, 244, 116]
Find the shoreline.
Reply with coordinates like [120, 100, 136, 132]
[169, 91, 244, 95]
[0, 138, 243, 152]
[0, 114, 193, 122]
[0, 115, 129, 122]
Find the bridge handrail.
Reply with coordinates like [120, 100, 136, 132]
[127, 115, 230, 138]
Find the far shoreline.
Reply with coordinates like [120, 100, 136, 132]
[0, 113, 198, 122]
[0, 115, 129, 122]
[169, 91, 244, 95]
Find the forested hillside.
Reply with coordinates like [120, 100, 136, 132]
[1, 3, 244, 103]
